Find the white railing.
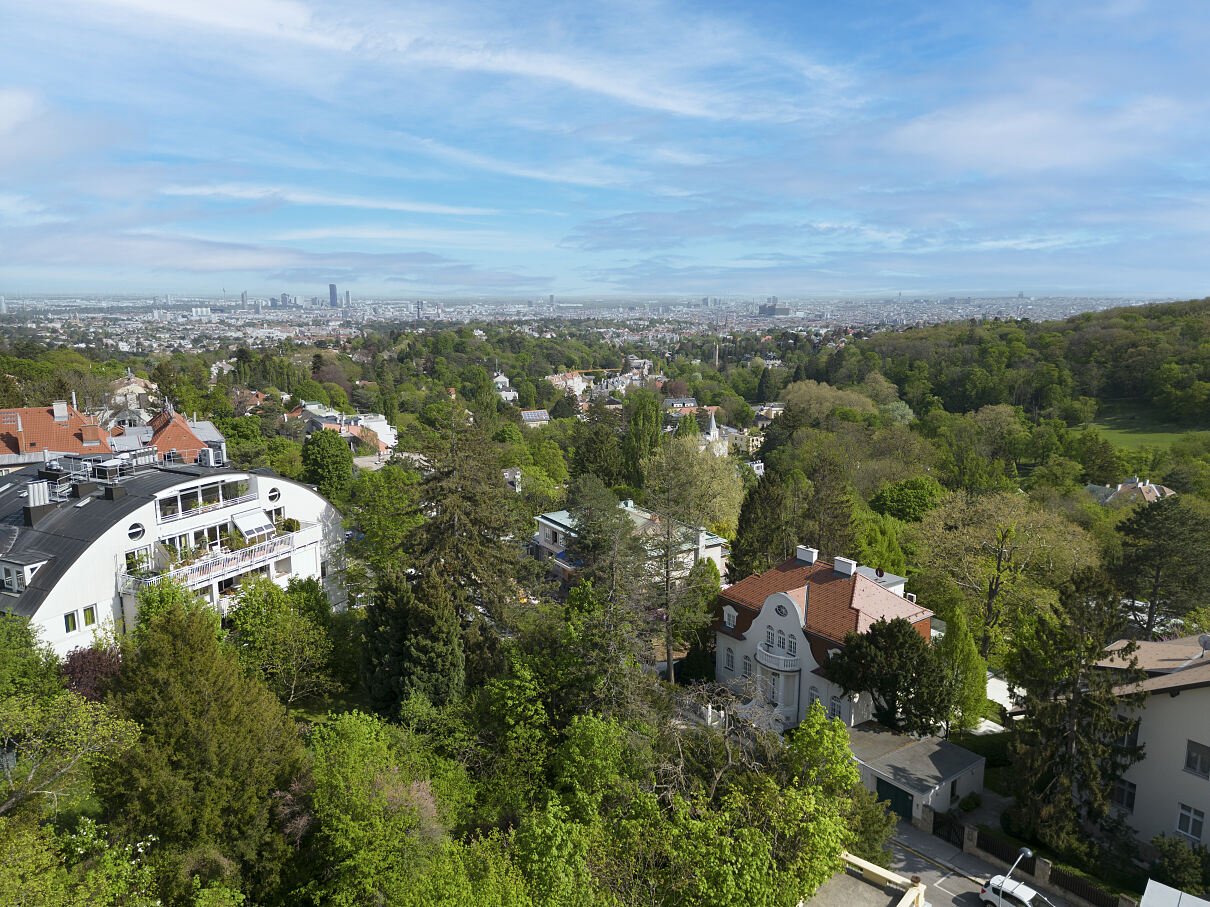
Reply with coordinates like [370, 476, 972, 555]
[754, 644, 800, 671]
[157, 491, 258, 524]
[119, 525, 320, 594]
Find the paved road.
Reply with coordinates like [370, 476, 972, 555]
[893, 837, 987, 906]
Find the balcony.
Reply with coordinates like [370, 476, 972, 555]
[754, 644, 800, 671]
[158, 491, 258, 524]
[119, 524, 321, 594]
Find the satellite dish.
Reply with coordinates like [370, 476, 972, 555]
[875, 567, 884, 577]
[1199, 634, 1210, 653]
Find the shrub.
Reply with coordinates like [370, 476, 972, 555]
[960, 793, 982, 812]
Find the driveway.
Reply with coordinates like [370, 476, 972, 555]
[892, 838, 986, 906]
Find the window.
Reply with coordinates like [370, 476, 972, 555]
[1186, 741, 1210, 779]
[1, 565, 19, 593]
[83, 606, 96, 627]
[1116, 715, 1139, 748]
[1111, 779, 1136, 813]
[809, 686, 820, 706]
[268, 486, 281, 503]
[1178, 804, 1205, 842]
[723, 608, 736, 629]
[829, 695, 842, 720]
[776, 629, 785, 649]
[766, 627, 775, 647]
[770, 672, 781, 704]
[64, 612, 77, 633]
[787, 638, 796, 656]
[742, 656, 752, 678]
[127, 522, 145, 541]
[725, 648, 734, 671]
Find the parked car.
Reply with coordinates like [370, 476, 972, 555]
[980, 875, 1039, 906]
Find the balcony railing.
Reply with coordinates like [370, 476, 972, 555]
[754, 644, 800, 671]
[158, 491, 258, 524]
[119, 525, 320, 594]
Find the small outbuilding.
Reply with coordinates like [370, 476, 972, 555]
[847, 722, 985, 823]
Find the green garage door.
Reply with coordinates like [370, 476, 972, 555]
[876, 778, 914, 821]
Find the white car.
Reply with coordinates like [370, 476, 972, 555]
[980, 875, 1039, 906]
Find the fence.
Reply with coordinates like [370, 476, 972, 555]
[976, 828, 1037, 875]
[1049, 866, 1120, 907]
[932, 811, 965, 848]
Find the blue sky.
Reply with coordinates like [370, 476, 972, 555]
[1, 0, 1208, 297]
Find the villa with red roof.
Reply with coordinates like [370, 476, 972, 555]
[715, 545, 932, 730]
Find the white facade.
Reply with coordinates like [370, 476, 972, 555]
[1, 466, 344, 656]
[715, 590, 876, 730]
[1116, 683, 1210, 849]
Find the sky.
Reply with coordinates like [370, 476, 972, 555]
[1, 0, 1208, 298]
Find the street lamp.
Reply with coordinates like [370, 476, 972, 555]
[1000, 846, 1033, 907]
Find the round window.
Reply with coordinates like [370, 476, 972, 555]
[268, 487, 281, 503]
[128, 523, 145, 541]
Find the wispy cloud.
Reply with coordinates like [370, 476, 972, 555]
[160, 183, 496, 216]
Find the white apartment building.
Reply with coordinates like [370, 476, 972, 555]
[0, 453, 344, 655]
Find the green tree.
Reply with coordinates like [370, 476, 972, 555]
[564, 475, 644, 604]
[915, 492, 1099, 658]
[622, 391, 662, 485]
[642, 437, 744, 682]
[1005, 572, 1145, 854]
[97, 598, 303, 902]
[869, 475, 946, 522]
[302, 428, 354, 500]
[727, 473, 797, 582]
[822, 618, 949, 734]
[228, 576, 335, 704]
[933, 608, 987, 734]
[674, 412, 700, 437]
[1114, 495, 1210, 637]
[0, 614, 61, 700]
[346, 463, 422, 573]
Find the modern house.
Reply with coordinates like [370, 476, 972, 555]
[520, 409, 551, 428]
[713, 546, 931, 730]
[1101, 636, 1210, 851]
[284, 401, 398, 453]
[532, 500, 729, 588]
[494, 374, 519, 404]
[0, 454, 344, 656]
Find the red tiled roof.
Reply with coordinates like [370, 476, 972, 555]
[718, 556, 931, 644]
[148, 410, 207, 463]
[0, 404, 113, 456]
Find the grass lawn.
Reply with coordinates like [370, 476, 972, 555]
[288, 687, 373, 725]
[1087, 400, 1200, 449]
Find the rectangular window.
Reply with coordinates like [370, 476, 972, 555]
[1116, 716, 1139, 748]
[766, 627, 775, 647]
[83, 605, 96, 627]
[787, 638, 797, 656]
[1, 566, 16, 592]
[742, 657, 751, 678]
[829, 695, 842, 720]
[1179, 804, 1205, 842]
[725, 649, 734, 671]
[64, 612, 77, 633]
[724, 610, 735, 629]
[1111, 779, 1136, 813]
[1185, 741, 1210, 778]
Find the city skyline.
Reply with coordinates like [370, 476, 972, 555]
[1, 1, 1208, 297]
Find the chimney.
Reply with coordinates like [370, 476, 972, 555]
[796, 546, 818, 565]
[71, 390, 77, 409]
[24, 480, 56, 526]
[52, 401, 69, 422]
[834, 556, 857, 577]
[82, 423, 103, 443]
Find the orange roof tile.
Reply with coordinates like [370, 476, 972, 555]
[0, 404, 113, 456]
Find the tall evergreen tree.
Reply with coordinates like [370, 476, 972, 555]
[933, 607, 987, 734]
[800, 452, 856, 561]
[621, 391, 662, 486]
[726, 473, 795, 582]
[97, 597, 303, 902]
[565, 475, 645, 605]
[403, 572, 466, 707]
[1005, 571, 1145, 854]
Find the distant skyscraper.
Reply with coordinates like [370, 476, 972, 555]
[241, 290, 247, 307]
[0, 296, 6, 315]
[329, 284, 338, 308]
[549, 294, 555, 305]
[280, 293, 288, 307]
[345, 289, 350, 306]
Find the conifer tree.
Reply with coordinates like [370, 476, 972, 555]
[727, 473, 795, 582]
[1005, 571, 1145, 854]
[97, 597, 302, 902]
[933, 607, 987, 734]
[403, 572, 465, 707]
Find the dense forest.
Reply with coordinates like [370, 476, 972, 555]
[3, 297, 1210, 904]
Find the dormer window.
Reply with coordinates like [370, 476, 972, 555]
[722, 606, 736, 629]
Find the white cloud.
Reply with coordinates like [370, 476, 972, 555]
[270, 224, 547, 250]
[0, 88, 40, 134]
[159, 183, 496, 216]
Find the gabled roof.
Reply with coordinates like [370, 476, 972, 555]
[0, 404, 113, 457]
[719, 555, 931, 644]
